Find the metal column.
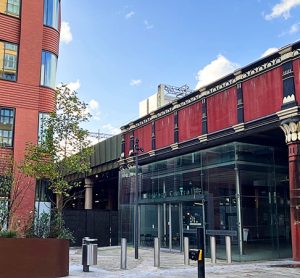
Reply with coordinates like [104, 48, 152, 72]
[235, 162, 243, 256]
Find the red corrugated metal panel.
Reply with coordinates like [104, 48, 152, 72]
[124, 132, 131, 157]
[39, 87, 56, 112]
[207, 87, 237, 133]
[42, 26, 60, 56]
[243, 67, 282, 122]
[0, 80, 39, 110]
[155, 114, 174, 149]
[134, 124, 152, 153]
[294, 59, 300, 103]
[0, 14, 20, 43]
[178, 102, 202, 142]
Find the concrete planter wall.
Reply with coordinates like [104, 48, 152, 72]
[0, 238, 69, 278]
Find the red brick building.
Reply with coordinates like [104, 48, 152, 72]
[0, 0, 60, 216]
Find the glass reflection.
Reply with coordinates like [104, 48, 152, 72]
[40, 51, 57, 88]
[44, 0, 60, 30]
[0, 41, 18, 81]
[0, 0, 20, 17]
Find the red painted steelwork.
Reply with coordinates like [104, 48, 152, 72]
[288, 143, 300, 261]
[207, 87, 237, 133]
[293, 59, 300, 103]
[178, 102, 202, 142]
[243, 67, 283, 122]
[124, 132, 131, 156]
[155, 114, 174, 149]
[135, 124, 152, 153]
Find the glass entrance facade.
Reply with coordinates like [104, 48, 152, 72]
[119, 142, 291, 261]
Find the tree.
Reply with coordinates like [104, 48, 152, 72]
[21, 84, 93, 212]
[0, 159, 34, 233]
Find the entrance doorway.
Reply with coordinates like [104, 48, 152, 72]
[159, 203, 181, 250]
[156, 202, 204, 251]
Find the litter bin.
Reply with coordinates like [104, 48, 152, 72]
[82, 237, 98, 272]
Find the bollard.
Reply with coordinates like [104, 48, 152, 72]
[225, 236, 232, 264]
[121, 238, 127, 269]
[196, 227, 205, 278]
[154, 237, 160, 267]
[210, 236, 216, 264]
[184, 237, 190, 265]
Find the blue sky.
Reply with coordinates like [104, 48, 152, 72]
[57, 0, 300, 136]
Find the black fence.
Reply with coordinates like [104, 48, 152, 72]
[63, 209, 118, 247]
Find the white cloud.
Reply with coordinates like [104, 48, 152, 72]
[89, 99, 99, 111]
[260, 47, 279, 58]
[86, 99, 101, 121]
[60, 21, 73, 44]
[130, 79, 142, 86]
[195, 55, 239, 89]
[125, 11, 135, 19]
[144, 20, 154, 30]
[265, 0, 300, 20]
[289, 22, 300, 33]
[102, 124, 121, 135]
[66, 80, 81, 92]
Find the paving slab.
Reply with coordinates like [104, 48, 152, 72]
[69, 246, 300, 278]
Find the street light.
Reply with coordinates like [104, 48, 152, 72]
[134, 138, 143, 259]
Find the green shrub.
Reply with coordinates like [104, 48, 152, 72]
[0, 230, 17, 238]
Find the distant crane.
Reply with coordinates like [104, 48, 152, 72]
[88, 131, 113, 143]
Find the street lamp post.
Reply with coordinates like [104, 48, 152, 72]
[134, 138, 143, 259]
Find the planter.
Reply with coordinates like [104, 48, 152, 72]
[0, 238, 69, 278]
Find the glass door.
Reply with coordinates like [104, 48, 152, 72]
[182, 202, 204, 249]
[159, 203, 181, 251]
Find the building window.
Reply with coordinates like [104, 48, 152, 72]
[0, 41, 18, 81]
[40, 51, 57, 89]
[44, 0, 60, 30]
[0, 108, 14, 147]
[0, 0, 20, 17]
[38, 112, 49, 145]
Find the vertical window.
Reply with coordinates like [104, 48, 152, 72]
[44, 0, 60, 30]
[38, 112, 49, 145]
[0, 0, 20, 17]
[40, 51, 57, 88]
[0, 41, 18, 81]
[0, 108, 14, 147]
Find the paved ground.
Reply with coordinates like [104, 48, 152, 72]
[69, 246, 300, 278]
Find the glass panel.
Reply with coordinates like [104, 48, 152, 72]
[140, 205, 157, 247]
[183, 202, 204, 249]
[171, 204, 180, 250]
[38, 112, 50, 144]
[238, 151, 290, 261]
[118, 142, 291, 261]
[7, 0, 20, 17]
[0, 108, 14, 147]
[0, 41, 18, 81]
[0, 0, 20, 17]
[40, 51, 57, 88]
[44, 0, 60, 30]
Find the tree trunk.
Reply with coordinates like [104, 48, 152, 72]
[56, 194, 63, 213]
